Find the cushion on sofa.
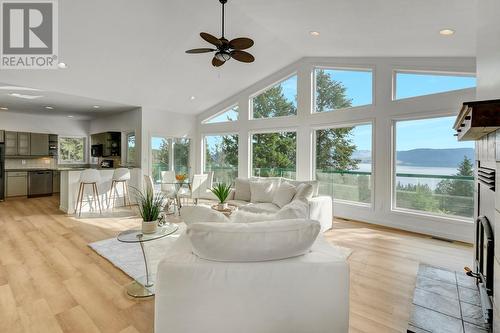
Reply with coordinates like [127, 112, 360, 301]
[272, 182, 297, 208]
[238, 202, 280, 214]
[250, 180, 276, 203]
[233, 178, 251, 201]
[181, 206, 229, 225]
[294, 183, 314, 200]
[289, 180, 319, 197]
[186, 219, 321, 262]
[276, 199, 309, 220]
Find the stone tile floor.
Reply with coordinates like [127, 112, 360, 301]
[407, 264, 489, 333]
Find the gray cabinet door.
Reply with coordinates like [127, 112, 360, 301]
[0, 130, 4, 143]
[6, 172, 28, 197]
[5, 131, 17, 156]
[52, 171, 60, 193]
[17, 132, 30, 156]
[30, 133, 49, 156]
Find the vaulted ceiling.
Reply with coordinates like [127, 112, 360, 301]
[0, 0, 477, 116]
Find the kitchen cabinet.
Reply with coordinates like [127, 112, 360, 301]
[6, 171, 27, 197]
[5, 131, 18, 156]
[0, 130, 4, 143]
[52, 171, 60, 193]
[30, 133, 49, 156]
[17, 132, 30, 155]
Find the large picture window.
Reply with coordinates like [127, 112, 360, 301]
[252, 131, 296, 179]
[314, 68, 372, 112]
[204, 134, 238, 185]
[394, 116, 474, 219]
[315, 124, 372, 204]
[251, 75, 297, 119]
[59, 136, 86, 164]
[394, 71, 476, 100]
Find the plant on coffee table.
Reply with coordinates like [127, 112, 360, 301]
[210, 183, 232, 210]
[134, 188, 165, 234]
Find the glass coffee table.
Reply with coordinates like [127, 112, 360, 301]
[117, 223, 179, 298]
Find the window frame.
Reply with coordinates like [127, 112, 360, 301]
[203, 132, 240, 184]
[202, 104, 239, 124]
[390, 114, 474, 222]
[312, 66, 375, 114]
[312, 120, 375, 207]
[392, 69, 476, 101]
[58, 136, 87, 164]
[249, 72, 298, 120]
[249, 128, 298, 179]
[149, 134, 191, 181]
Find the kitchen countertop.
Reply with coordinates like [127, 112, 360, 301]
[5, 166, 140, 172]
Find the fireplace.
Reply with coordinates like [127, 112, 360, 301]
[472, 215, 494, 328]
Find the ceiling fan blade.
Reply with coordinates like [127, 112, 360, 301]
[230, 50, 255, 63]
[212, 57, 225, 67]
[228, 37, 254, 50]
[186, 48, 216, 54]
[200, 32, 223, 47]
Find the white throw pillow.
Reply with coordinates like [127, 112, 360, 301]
[250, 180, 275, 203]
[230, 209, 276, 223]
[187, 219, 321, 262]
[289, 180, 319, 197]
[181, 206, 229, 225]
[272, 182, 297, 208]
[294, 183, 314, 201]
[234, 178, 251, 201]
[276, 199, 309, 220]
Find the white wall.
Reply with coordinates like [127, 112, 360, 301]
[0, 110, 89, 135]
[196, 56, 476, 242]
[140, 108, 197, 178]
[89, 108, 142, 166]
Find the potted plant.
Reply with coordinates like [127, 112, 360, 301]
[210, 183, 232, 210]
[134, 188, 165, 234]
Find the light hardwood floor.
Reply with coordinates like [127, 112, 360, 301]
[0, 196, 472, 333]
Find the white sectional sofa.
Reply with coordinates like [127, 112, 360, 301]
[155, 226, 350, 333]
[214, 177, 334, 232]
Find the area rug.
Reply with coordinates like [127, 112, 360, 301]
[408, 264, 487, 333]
[88, 224, 185, 283]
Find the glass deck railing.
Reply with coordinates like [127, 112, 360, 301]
[316, 169, 474, 219]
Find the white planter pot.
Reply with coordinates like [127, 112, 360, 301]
[218, 203, 228, 210]
[142, 221, 158, 234]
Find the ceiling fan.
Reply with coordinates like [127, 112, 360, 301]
[186, 0, 255, 67]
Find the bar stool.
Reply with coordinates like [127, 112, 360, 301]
[75, 169, 102, 217]
[108, 168, 131, 208]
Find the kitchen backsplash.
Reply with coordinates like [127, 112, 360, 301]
[5, 157, 57, 170]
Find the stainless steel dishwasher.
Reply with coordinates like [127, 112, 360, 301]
[28, 170, 53, 198]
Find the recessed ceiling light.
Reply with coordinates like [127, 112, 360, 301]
[67, 115, 74, 118]
[190, 96, 196, 101]
[92, 105, 100, 109]
[0, 107, 8, 110]
[439, 29, 455, 36]
[45, 106, 54, 110]
[58, 62, 68, 69]
[309, 31, 320, 37]
[9, 93, 43, 99]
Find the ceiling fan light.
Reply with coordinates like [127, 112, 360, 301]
[215, 52, 231, 62]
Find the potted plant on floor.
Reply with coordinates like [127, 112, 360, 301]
[210, 183, 232, 210]
[135, 188, 165, 234]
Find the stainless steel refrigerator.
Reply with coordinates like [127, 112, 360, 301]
[0, 143, 4, 201]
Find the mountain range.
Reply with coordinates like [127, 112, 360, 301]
[352, 148, 474, 167]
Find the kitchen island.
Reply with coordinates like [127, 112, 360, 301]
[59, 168, 141, 214]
